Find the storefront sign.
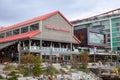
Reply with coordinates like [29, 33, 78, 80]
[45, 25, 70, 32]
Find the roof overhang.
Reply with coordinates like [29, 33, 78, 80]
[0, 30, 41, 43]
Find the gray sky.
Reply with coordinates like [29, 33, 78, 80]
[0, 0, 120, 27]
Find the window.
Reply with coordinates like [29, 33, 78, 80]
[30, 23, 39, 31]
[116, 22, 120, 26]
[107, 34, 110, 37]
[116, 37, 120, 41]
[0, 33, 5, 38]
[117, 47, 120, 50]
[6, 31, 12, 37]
[13, 29, 19, 35]
[21, 26, 28, 33]
[116, 27, 120, 32]
[104, 29, 110, 32]
[107, 38, 110, 42]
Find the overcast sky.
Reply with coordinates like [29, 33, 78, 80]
[0, 0, 120, 27]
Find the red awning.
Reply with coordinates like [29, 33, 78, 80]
[0, 30, 40, 43]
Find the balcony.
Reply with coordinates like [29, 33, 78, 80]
[41, 47, 71, 52]
[20, 46, 79, 53]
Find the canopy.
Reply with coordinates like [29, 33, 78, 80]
[0, 41, 17, 50]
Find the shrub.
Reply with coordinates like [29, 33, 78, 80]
[8, 71, 16, 76]
[20, 54, 35, 64]
[77, 67, 89, 73]
[0, 75, 3, 79]
[46, 66, 59, 75]
[20, 54, 42, 76]
[20, 68, 33, 76]
[33, 56, 42, 76]
[80, 51, 90, 68]
[3, 64, 16, 71]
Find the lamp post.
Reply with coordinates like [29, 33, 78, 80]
[50, 43, 53, 66]
[111, 51, 113, 62]
[18, 41, 21, 65]
[94, 47, 96, 62]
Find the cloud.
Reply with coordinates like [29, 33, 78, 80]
[0, 0, 120, 26]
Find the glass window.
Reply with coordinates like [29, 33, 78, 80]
[6, 31, 12, 37]
[21, 26, 28, 33]
[113, 42, 117, 46]
[30, 23, 39, 31]
[117, 47, 120, 50]
[112, 38, 116, 42]
[13, 29, 19, 35]
[104, 29, 110, 32]
[116, 37, 120, 41]
[112, 17, 120, 23]
[112, 33, 116, 36]
[112, 28, 116, 32]
[113, 47, 117, 51]
[107, 38, 110, 42]
[107, 34, 110, 37]
[0, 33, 5, 38]
[116, 22, 120, 26]
[116, 27, 120, 32]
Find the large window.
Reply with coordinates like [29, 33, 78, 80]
[6, 31, 12, 37]
[0, 33, 5, 38]
[13, 29, 19, 35]
[21, 26, 28, 33]
[89, 32, 104, 44]
[30, 23, 39, 31]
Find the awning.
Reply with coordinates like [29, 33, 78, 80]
[0, 41, 18, 50]
[0, 30, 40, 43]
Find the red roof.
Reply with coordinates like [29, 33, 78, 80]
[0, 30, 40, 43]
[0, 11, 72, 32]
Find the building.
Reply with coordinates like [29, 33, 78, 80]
[72, 8, 120, 61]
[0, 11, 80, 63]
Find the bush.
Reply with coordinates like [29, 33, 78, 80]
[20, 54, 35, 64]
[7, 71, 19, 80]
[33, 56, 42, 76]
[20, 54, 42, 76]
[19, 67, 33, 76]
[80, 51, 90, 68]
[8, 71, 16, 76]
[0, 75, 3, 79]
[3, 64, 16, 71]
[77, 67, 89, 73]
[46, 66, 59, 75]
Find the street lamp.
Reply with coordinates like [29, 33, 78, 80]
[50, 44, 53, 66]
[17, 41, 21, 65]
[111, 51, 112, 62]
[94, 47, 96, 62]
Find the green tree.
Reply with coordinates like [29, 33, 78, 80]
[20, 54, 42, 76]
[33, 56, 42, 76]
